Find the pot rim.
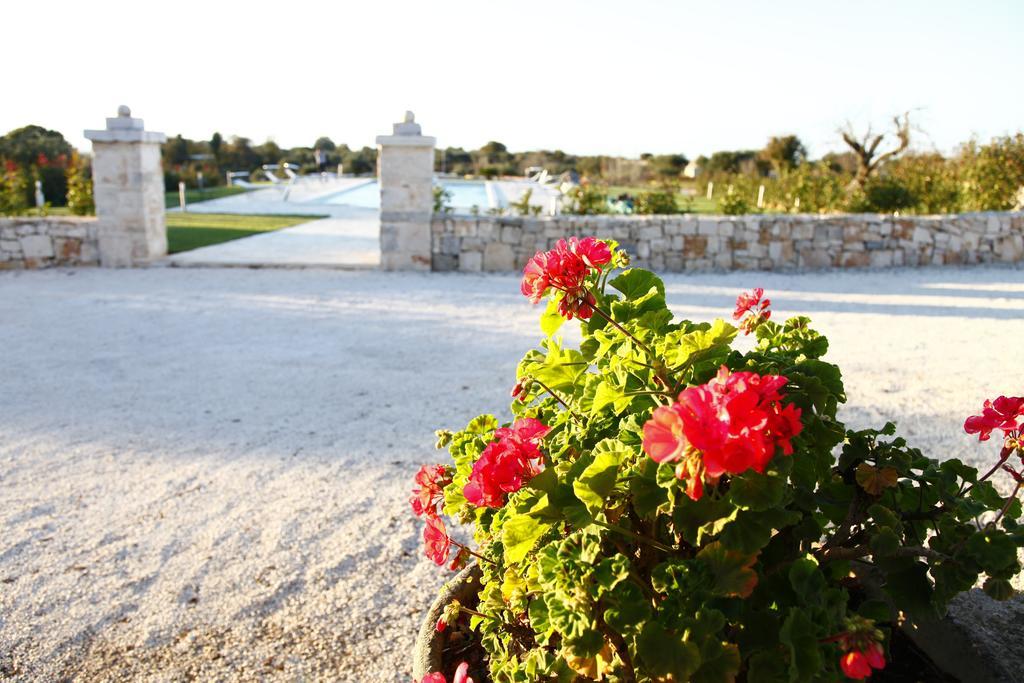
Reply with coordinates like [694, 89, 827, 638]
[412, 563, 483, 681]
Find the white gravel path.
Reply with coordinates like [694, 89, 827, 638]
[1, 265, 1022, 681]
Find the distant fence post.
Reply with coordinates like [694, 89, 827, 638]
[84, 105, 167, 266]
[376, 111, 436, 271]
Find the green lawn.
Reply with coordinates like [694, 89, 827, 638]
[166, 213, 320, 253]
[164, 185, 252, 209]
[603, 185, 719, 214]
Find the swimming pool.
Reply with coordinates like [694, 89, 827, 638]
[318, 180, 492, 210]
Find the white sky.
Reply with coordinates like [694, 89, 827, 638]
[4, 0, 1022, 159]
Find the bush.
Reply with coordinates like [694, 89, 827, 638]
[634, 190, 679, 215]
[413, 240, 1024, 682]
[959, 134, 1024, 211]
[847, 177, 917, 213]
[562, 183, 609, 215]
[434, 185, 453, 214]
[719, 187, 751, 215]
[66, 153, 94, 216]
[0, 164, 30, 216]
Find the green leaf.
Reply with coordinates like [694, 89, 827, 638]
[691, 640, 741, 683]
[788, 556, 826, 603]
[779, 608, 822, 683]
[729, 471, 786, 511]
[630, 460, 668, 518]
[697, 541, 759, 598]
[869, 527, 901, 557]
[602, 581, 651, 634]
[592, 381, 627, 416]
[540, 297, 566, 336]
[720, 508, 800, 554]
[572, 440, 626, 515]
[636, 621, 701, 679]
[502, 514, 552, 564]
[609, 268, 665, 300]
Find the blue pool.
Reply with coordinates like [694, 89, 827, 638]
[319, 180, 491, 210]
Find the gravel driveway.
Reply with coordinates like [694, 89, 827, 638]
[1, 266, 1022, 681]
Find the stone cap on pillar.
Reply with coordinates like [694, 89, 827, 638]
[376, 111, 436, 147]
[85, 105, 167, 144]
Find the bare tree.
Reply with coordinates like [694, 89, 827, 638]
[839, 113, 911, 187]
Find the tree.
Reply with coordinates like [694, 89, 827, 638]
[314, 136, 336, 151]
[840, 113, 912, 187]
[0, 125, 73, 167]
[647, 154, 689, 181]
[760, 135, 806, 174]
[166, 134, 190, 166]
[209, 132, 223, 160]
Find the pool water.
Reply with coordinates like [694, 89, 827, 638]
[319, 180, 491, 210]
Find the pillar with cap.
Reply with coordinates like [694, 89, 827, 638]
[376, 111, 436, 270]
[84, 106, 167, 266]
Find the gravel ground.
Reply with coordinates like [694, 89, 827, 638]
[1, 265, 1022, 681]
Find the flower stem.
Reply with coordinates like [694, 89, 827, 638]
[450, 539, 495, 565]
[988, 480, 1023, 529]
[530, 377, 585, 423]
[590, 303, 655, 357]
[458, 605, 499, 621]
[593, 519, 677, 554]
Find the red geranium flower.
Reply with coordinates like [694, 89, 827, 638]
[964, 395, 1024, 441]
[423, 514, 451, 566]
[464, 418, 549, 508]
[733, 287, 772, 335]
[641, 366, 802, 499]
[415, 662, 473, 683]
[521, 237, 611, 320]
[410, 464, 453, 517]
[840, 642, 885, 680]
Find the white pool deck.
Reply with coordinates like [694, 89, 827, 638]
[164, 176, 561, 269]
[167, 178, 382, 268]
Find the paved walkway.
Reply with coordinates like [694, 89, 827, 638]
[168, 212, 380, 269]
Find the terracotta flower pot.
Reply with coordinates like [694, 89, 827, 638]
[412, 564, 483, 681]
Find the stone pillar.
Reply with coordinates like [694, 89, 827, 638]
[84, 105, 167, 266]
[376, 111, 436, 270]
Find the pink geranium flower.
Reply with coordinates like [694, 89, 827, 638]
[641, 366, 803, 499]
[520, 237, 611, 320]
[423, 514, 451, 566]
[964, 395, 1024, 441]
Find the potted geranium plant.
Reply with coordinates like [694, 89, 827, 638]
[410, 237, 1024, 682]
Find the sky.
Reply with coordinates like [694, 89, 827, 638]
[4, 0, 1022, 160]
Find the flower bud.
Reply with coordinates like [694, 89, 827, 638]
[434, 429, 453, 450]
[439, 599, 462, 630]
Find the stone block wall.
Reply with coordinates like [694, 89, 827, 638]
[430, 212, 1024, 272]
[0, 216, 101, 269]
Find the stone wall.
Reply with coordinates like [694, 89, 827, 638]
[0, 216, 101, 269]
[430, 212, 1024, 272]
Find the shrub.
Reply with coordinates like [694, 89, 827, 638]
[959, 134, 1024, 211]
[846, 177, 917, 214]
[66, 153, 94, 216]
[0, 163, 30, 216]
[413, 239, 1024, 682]
[634, 190, 679, 215]
[434, 186, 454, 214]
[883, 153, 962, 214]
[562, 183, 609, 215]
[719, 187, 751, 215]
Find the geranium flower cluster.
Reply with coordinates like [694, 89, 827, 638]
[964, 394, 1024, 483]
[521, 237, 612, 320]
[833, 617, 887, 680]
[410, 464, 468, 568]
[733, 287, 771, 335]
[642, 366, 803, 500]
[464, 418, 550, 508]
